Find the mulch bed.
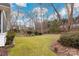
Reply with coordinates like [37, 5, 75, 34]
[0, 47, 8, 56]
[0, 44, 14, 56]
[50, 41, 79, 56]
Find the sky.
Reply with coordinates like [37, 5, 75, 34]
[11, 3, 79, 18]
[11, 3, 66, 22]
[11, 3, 65, 15]
[10, 3, 79, 26]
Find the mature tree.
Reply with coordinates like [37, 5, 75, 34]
[65, 3, 74, 31]
[48, 19, 61, 33]
[32, 6, 48, 33]
[51, 4, 61, 21]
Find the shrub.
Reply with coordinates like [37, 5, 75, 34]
[58, 31, 79, 49]
[5, 29, 16, 45]
[27, 31, 33, 35]
[38, 33, 42, 35]
[34, 31, 42, 35]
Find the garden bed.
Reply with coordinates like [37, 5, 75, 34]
[51, 41, 79, 56]
[0, 47, 8, 56]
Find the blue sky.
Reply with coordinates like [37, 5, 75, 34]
[11, 3, 65, 16]
[11, 3, 66, 26]
[11, 3, 79, 21]
[10, 3, 79, 26]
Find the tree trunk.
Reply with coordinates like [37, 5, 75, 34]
[51, 4, 61, 21]
[65, 3, 74, 31]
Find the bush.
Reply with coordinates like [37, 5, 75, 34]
[34, 31, 42, 35]
[27, 31, 33, 35]
[5, 29, 16, 45]
[58, 31, 79, 49]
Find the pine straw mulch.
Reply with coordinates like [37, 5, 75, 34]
[0, 44, 14, 56]
[50, 40, 79, 56]
[0, 47, 8, 56]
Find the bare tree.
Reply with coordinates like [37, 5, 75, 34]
[65, 3, 74, 31]
[51, 4, 61, 21]
[32, 6, 48, 33]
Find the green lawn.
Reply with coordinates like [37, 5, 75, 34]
[8, 34, 60, 56]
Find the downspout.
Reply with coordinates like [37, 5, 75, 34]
[1, 10, 3, 33]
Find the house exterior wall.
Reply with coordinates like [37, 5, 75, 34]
[0, 3, 10, 33]
[0, 3, 10, 47]
[0, 3, 10, 7]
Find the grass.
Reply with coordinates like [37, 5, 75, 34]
[8, 34, 61, 56]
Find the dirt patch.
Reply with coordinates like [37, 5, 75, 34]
[50, 41, 79, 56]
